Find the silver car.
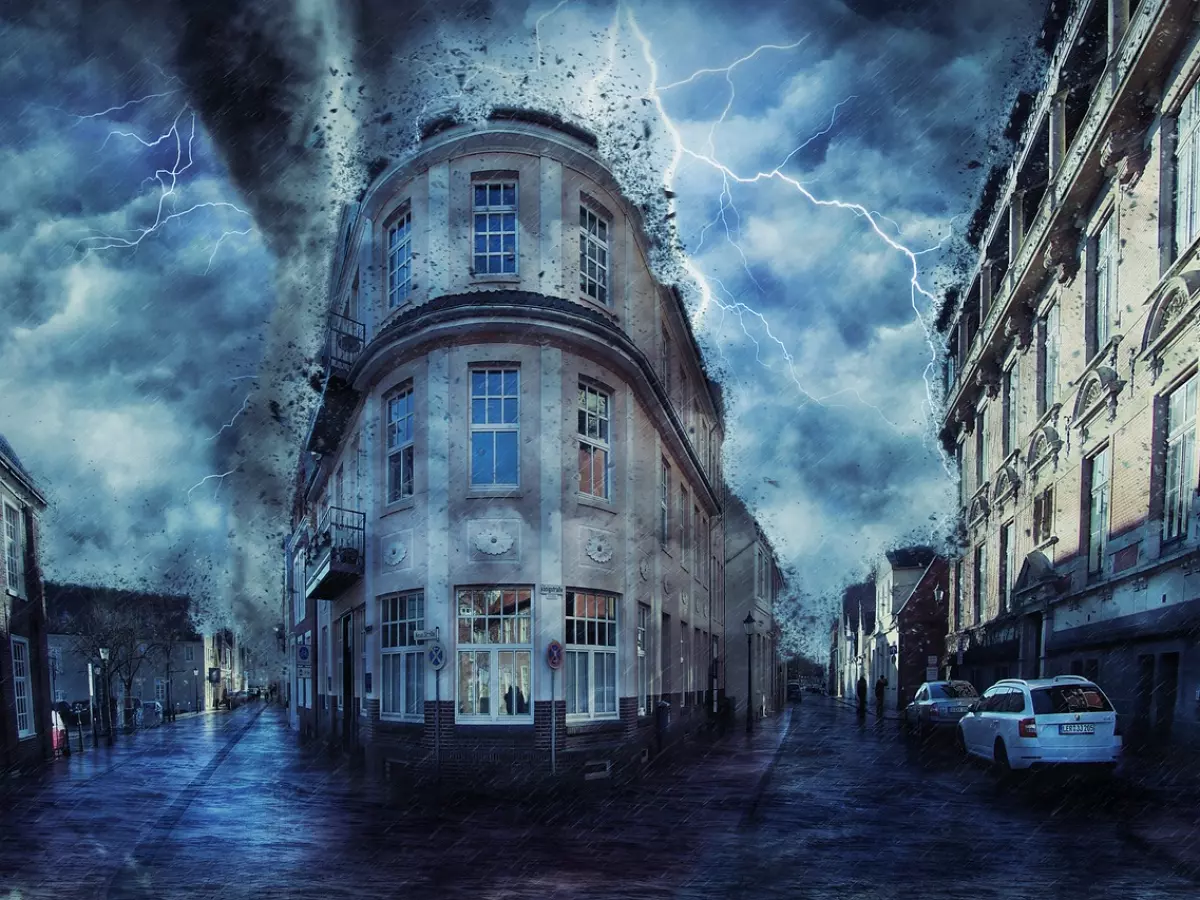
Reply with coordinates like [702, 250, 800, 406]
[904, 680, 979, 738]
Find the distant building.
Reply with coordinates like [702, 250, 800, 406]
[893, 557, 950, 710]
[937, 0, 1200, 749]
[0, 434, 52, 772]
[869, 547, 938, 712]
[723, 492, 786, 725]
[836, 580, 875, 701]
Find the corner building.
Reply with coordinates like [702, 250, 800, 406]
[286, 112, 728, 783]
[938, 0, 1200, 751]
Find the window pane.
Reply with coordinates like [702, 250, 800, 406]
[495, 431, 519, 484]
[471, 433, 495, 485]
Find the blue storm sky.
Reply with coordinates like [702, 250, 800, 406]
[0, 0, 1047, 650]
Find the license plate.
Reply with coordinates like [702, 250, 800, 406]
[1058, 723, 1095, 735]
[948, 706, 967, 714]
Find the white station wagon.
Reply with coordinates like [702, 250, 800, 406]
[956, 675, 1122, 772]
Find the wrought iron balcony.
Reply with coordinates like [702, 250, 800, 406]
[327, 311, 366, 379]
[304, 506, 366, 599]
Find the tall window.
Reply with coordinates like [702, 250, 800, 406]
[678, 486, 690, 569]
[1002, 365, 1019, 457]
[385, 386, 415, 502]
[1033, 486, 1054, 545]
[680, 621, 690, 706]
[155, 679, 167, 702]
[470, 369, 519, 487]
[291, 551, 306, 625]
[999, 521, 1014, 614]
[577, 383, 611, 500]
[1164, 374, 1197, 542]
[659, 459, 671, 547]
[636, 603, 649, 717]
[456, 587, 533, 722]
[11, 636, 32, 737]
[1092, 215, 1117, 356]
[565, 590, 618, 721]
[1086, 447, 1111, 574]
[1038, 303, 1060, 416]
[3, 502, 24, 598]
[473, 181, 517, 275]
[972, 542, 987, 624]
[955, 443, 965, 508]
[953, 560, 963, 630]
[381, 591, 424, 719]
[579, 205, 610, 304]
[660, 324, 672, 395]
[387, 210, 413, 308]
[1177, 80, 1200, 255]
[974, 403, 988, 485]
[185, 645, 194, 662]
[699, 516, 708, 585]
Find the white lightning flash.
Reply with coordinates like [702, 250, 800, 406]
[71, 99, 255, 270]
[207, 396, 250, 443]
[624, 5, 950, 440]
[185, 470, 236, 501]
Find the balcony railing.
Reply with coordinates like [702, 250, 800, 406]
[305, 506, 366, 599]
[327, 311, 366, 378]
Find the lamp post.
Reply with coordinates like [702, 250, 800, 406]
[99, 647, 113, 746]
[743, 612, 756, 735]
[193, 669, 199, 712]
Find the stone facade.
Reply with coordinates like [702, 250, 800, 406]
[939, 0, 1200, 749]
[285, 112, 740, 783]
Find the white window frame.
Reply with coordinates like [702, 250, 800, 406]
[155, 679, 167, 703]
[975, 402, 988, 485]
[679, 486, 690, 570]
[469, 368, 520, 488]
[972, 542, 987, 625]
[386, 385, 415, 503]
[1164, 374, 1197, 543]
[4, 501, 25, 598]
[1002, 364, 1019, 457]
[1087, 447, 1111, 574]
[456, 587, 533, 723]
[579, 204, 610, 305]
[659, 459, 670, 548]
[387, 209, 414, 308]
[185, 645, 194, 663]
[1177, 79, 1200, 256]
[380, 591, 425, 721]
[577, 383, 612, 500]
[12, 635, 33, 738]
[291, 551, 306, 625]
[636, 603, 649, 717]
[999, 520, 1015, 613]
[1093, 214, 1117, 354]
[565, 590, 619, 723]
[680, 620, 690, 707]
[472, 181, 518, 275]
[1040, 303, 1060, 415]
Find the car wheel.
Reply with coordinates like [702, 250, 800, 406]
[993, 738, 1011, 773]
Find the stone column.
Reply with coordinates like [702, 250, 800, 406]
[1108, 0, 1129, 59]
[1049, 90, 1068, 180]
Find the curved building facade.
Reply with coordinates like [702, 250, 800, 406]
[284, 112, 729, 780]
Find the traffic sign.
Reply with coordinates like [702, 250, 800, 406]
[925, 667, 939, 682]
[427, 641, 447, 671]
[298, 645, 310, 662]
[546, 640, 564, 671]
[414, 629, 439, 642]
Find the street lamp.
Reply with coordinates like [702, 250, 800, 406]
[743, 613, 757, 735]
[99, 647, 113, 746]
[193, 669, 199, 712]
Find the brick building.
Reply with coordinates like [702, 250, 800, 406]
[938, 0, 1200, 750]
[284, 109, 751, 784]
[0, 434, 52, 772]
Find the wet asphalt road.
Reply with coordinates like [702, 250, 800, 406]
[0, 698, 1196, 899]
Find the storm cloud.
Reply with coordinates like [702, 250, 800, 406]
[0, 0, 1047, 654]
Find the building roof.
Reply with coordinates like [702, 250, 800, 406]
[0, 432, 47, 506]
[885, 545, 937, 570]
[842, 580, 875, 631]
[44, 582, 201, 641]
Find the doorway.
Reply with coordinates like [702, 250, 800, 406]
[1134, 654, 1155, 749]
[1154, 652, 1180, 744]
[341, 614, 354, 751]
[1021, 613, 1043, 679]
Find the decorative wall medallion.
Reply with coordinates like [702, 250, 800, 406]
[662, 575, 673, 599]
[474, 525, 515, 556]
[586, 534, 614, 563]
[639, 557, 650, 582]
[380, 529, 413, 571]
[682, 593, 689, 612]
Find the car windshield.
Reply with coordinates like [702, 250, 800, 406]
[1031, 684, 1112, 714]
[929, 682, 977, 699]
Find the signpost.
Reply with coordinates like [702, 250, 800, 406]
[428, 640, 446, 783]
[546, 640, 564, 777]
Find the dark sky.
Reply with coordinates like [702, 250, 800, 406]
[0, 0, 1047, 652]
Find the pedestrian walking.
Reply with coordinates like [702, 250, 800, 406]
[875, 675, 887, 718]
[856, 674, 868, 717]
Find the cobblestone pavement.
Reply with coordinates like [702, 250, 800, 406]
[0, 698, 1196, 899]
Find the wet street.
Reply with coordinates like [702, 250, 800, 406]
[0, 699, 1197, 899]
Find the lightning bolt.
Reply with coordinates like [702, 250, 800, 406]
[624, 5, 950, 456]
[185, 470, 236, 501]
[207, 396, 250, 442]
[70, 100, 255, 269]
